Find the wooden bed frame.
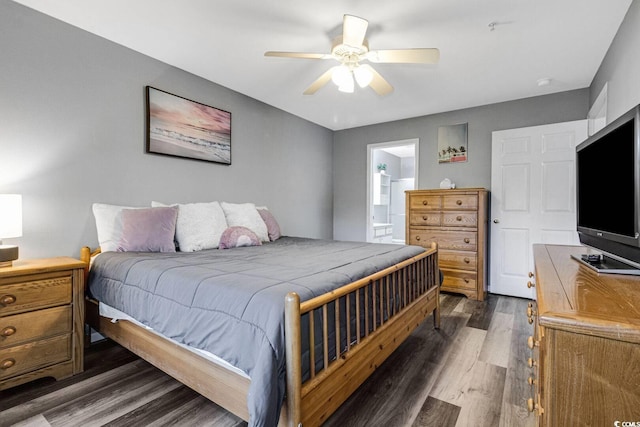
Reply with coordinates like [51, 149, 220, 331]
[81, 243, 440, 426]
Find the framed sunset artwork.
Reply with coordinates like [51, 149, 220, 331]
[145, 86, 232, 165]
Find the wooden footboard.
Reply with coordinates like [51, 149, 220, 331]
[81, 243, 439, 427]
[284, 242, 439, 426]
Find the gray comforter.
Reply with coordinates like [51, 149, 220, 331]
[88, 236, 425, 426]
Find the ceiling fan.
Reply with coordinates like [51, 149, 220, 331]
[264, 14, 440, 96]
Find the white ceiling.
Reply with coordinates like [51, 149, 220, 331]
[11, 0, 632, 131]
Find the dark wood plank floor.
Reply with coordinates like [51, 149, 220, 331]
[0, 293, 537, 427]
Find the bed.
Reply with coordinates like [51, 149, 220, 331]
[82, 235, 440, 427]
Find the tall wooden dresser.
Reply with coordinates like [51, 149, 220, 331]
[405, 188, 488, 300]
[528, 244, 640, 425]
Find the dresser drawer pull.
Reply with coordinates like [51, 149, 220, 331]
[527, 336, 538, 349]
[528, 271, 534, 278]
[527, 281, 535, 288]
[527, 306, 536, 317]
[422, 200, 428, 205]
[422, 215, 429, 221]
[464, 278, 470, 283]
[527, 358, 537, 368]
[464, 238, 470, 244]
[456, 215, 462, 221]
[415, 236, 421, 241]
[527, 377, 537, 386]
[0, 295, 16, 306]
[456, 200, 462, 205]
[1, 358, 16, 370]
[464, 257, 470, 264]
[1, 326, 16, 337]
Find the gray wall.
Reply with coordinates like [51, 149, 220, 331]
[0, 1, 333, 259]
[590, 0, 640, 122]
[333, 90, 590, 241]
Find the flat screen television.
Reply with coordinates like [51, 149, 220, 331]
[574, 103, 640, 274]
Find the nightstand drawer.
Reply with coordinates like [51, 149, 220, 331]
[0, 274, 71, 316]
[0, 306, 71, 349]
[439, 250, 477, 271]
[0, 334, 71, 380]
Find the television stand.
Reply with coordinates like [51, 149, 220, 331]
[571, 253, 640, 275]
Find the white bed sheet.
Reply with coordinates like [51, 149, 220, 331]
[98, 301, 250, 379]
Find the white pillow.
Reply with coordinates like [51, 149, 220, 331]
[220, 202, 269, 242]
[152, 201, 228, 251]
[92, 203, 139, 252]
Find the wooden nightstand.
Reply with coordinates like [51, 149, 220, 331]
[0, 257, 85, 390]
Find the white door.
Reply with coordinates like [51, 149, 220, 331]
[490, 120, 588, 298]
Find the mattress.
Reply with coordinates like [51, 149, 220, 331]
[88, 236, 425, 426]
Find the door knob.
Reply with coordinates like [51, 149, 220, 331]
[493, 219, 500, 223]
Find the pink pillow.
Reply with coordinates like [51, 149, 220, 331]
[257, 208, 281, 241]
[219, 226, 262, 249]
[117, 206, 178, 252]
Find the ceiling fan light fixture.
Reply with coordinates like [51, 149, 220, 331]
[338, 75, 355, 93]
[331, 65, 351, 87]
[353, 65, 373, 88]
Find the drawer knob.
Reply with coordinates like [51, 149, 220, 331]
[464, 278, 470, 283]
[527, 306, 536, 317]
[1, 358, 15, 370]
[527, 336, 538, 349]
[527, 398, 535, 412]
[415, 236, 421, 241]
[527, 281, 535, 289]
[456, 200, 462, 205]
[1, 326, 16, 337]
[464, 257, 470, 264]
[464, 238, 470, 244]
[528, 357, 537, 368]
[422, 200, 428, 205]
[456, 215, 462, 221]
[422, 215, 428, 221]
[527, 377, 536, 386]
[528, 316, 534, 324]
[529, 272, 534, 278]
[0, 295, 16, 306]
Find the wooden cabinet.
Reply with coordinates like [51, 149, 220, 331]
[528, 244, 640, 425]
[406, 188, 488, 300]
[0, 257, 85, 390]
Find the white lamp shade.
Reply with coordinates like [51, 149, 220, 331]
[331, 65, 351, 87]
[0, 194, 22, 239]
[353, 66, 373, 88]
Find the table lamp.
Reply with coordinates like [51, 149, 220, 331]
[0, 194, 22, 267]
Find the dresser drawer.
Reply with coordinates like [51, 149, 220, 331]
[443, 194, 478, 210]
[409, 229, 477, 251]
[0, 306, 71, 349]
[0, 334, 71, 380]
[0, 274, 71, 316]
[439, 250, 477, 271]
[409, 195, 442, 210]
[441, 270, 477, 291]
[409, 212, 441, 226]
[442, 211, 477, 228]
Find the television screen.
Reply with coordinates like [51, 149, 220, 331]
[577, 118, 635, 238]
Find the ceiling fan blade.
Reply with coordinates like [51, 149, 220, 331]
[361, 64, 393, 96]
[342, 14, 368, 47]
[265, 51, 331, 59]
[367, 48, 440, 64]
[303, 67, 336, 95]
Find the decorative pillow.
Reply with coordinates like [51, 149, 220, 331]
[219, 226, 262, 249]
[220, 202, 269, 242]
[117, 206, 178, 252]
[257, 208, 281, 241]
[92, 203, 141, 252]
[152, 201, 228, 251]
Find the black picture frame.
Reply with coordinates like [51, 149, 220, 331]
[145, 86, 231, 165]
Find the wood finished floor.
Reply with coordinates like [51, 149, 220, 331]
[0, 293, 537, 427]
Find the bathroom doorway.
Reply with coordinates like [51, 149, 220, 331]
[366, 139, 419, 244]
